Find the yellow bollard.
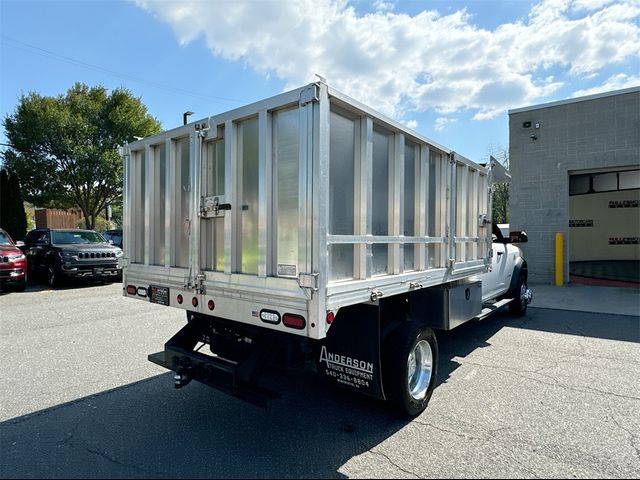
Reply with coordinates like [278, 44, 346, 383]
[555, 232, 564, 286]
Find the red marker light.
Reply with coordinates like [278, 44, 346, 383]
[283, 313, 306, 330]
[126, 285, 137, 295]
[326, 311, 335, 324]
[208, 299, 215, 311]
[192, 297, 199, 307]
[177, 294, 183, 304]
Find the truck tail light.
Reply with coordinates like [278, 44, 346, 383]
[259, 309, 280, 324]
[192, 297, 198, 307]
[126, 285, 136, 295]
[207, 299, 215, 311]
[283, 313, 306, 330]
[326, 311, 335, 324]
[177, 294, 183, 304]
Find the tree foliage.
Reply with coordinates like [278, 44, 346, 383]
[485, 144, 510, 225]
[0, 168, 28, 241]
[2, 83, 161, 229]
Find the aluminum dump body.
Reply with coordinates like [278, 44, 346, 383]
[123, 82, 490, 340]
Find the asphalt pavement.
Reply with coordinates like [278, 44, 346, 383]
[1, 282, 639, 478]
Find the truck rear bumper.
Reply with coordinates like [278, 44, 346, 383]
[148, 320, 279, 407]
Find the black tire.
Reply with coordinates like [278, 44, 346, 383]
[383, 322, 438, 417]
[47, 263, 60, 288]
[509, 273, 529, 316]
[15, 276, 27, 292]
[27, 260, 38, 281]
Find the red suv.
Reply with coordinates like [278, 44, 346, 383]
[0, 228, 27, 291]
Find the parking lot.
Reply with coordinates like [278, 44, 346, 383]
[1, 282, 639, 478]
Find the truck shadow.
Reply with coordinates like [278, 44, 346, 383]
[0, 370, 408, 479]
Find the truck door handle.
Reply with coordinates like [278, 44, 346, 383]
[217, 203, 232, 211]
[497, 251, 504, 256]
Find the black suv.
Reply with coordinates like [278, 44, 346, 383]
[24, 228, 123, 286]
[102, 229, 123, 248]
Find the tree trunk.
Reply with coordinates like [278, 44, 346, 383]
[82, 208, 91, 229]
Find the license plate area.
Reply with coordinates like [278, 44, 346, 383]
[93, 267, 103, 275]
[149, 285, 170, 306]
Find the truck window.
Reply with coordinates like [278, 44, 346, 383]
[274, 107, 300, 277]
[328, 110, 355, 281]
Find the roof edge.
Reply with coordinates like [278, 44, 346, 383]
[508, 86, 640, 115]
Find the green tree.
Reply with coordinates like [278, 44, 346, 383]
[2, 83, 161, 229]
[0, 168, 28, 241]
[485, 144, 510, 224]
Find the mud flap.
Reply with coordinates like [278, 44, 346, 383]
[318, 303, 385, 400]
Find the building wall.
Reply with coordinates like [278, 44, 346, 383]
[509, 89, 640, 284]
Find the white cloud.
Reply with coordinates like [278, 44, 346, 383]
[401, 119, 418, 129]
[435, 117, 457, 131]
[571, 73, 640, 97]
[133, 0, 640, 121]
[373, 0, 396, 12]
[571, 0, 618, 11]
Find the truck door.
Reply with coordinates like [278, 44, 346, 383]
[482, 224, 509, 301]
[197, 106, 311, 283]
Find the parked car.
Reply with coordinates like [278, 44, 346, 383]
[0, 228, 27, 291]
[24, 228, 123, 287]
[102, 229, 123, 248]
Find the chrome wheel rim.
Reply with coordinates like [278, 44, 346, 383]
[520, 283, 531, 308]
[407, 339, 433, 401]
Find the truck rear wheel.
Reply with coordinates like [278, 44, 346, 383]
[383, 323, 438, 417]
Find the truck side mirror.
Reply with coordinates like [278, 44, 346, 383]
[509, 231, 528, 244]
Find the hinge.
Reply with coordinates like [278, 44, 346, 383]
[194, 120, 210, 132]
[300, 84, 319, 107]
[185, 272, 206, 294]
[195, 272, 206, 294]
[298, 272, 319, 290]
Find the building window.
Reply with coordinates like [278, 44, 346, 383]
[569, 169, 640, 196]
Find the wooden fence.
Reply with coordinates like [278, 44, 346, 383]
[34, 208, 81, 229]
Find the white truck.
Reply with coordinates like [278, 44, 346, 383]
[121, 81, 532, 416]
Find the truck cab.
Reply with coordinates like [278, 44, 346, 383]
[477, 223, 531, 314]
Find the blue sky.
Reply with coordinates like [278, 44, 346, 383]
[1, 0, 639, 162]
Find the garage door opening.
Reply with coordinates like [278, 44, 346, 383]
[569, 168, 640, 287]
